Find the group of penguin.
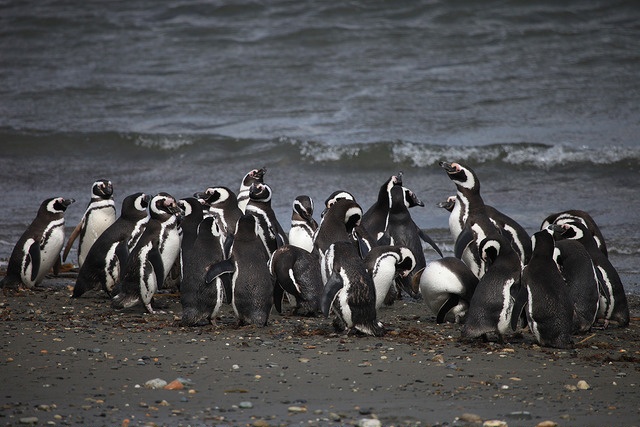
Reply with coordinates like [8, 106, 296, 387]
[0, 162, 630, 349]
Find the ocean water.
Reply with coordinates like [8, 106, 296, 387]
[1, 0, 639, 293]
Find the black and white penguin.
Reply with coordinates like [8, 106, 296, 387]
[179, 215, 229, 326]
[269, 244, 323, 316]
[197, 186, 243, 235]
[313, 198, 363, 255]
[245, 182, 288, 256]
[1, 197, 75, 289]
[553, 239, 601, 334]
[63, 179, 116, 268]
[542, 210, 608, 257]
[288, 195, 318, 252]
[554, 221, 629, 328]
[206, 214, 275, 327]
[321, 241, 384, 336]
[512, 226, 574, 349]
[111, 193, 183, 313]
[461, 234, 522, 343]
[439, 162, 532, 268]
[72, 193, 150, 298]
[363, 245, 416, 311]
[414, 257, 478, 324]
[178, 197, 206, 255]
[237, 167, 266, 213]
[361, 173, 403, 241]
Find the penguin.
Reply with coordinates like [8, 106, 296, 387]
[72, 193, 150, 298]
[512, 226, 574, 349]
[245, 182, 288, 256]
[321, 241, 384, 336]
[1, 197, 75, 289]
[461, 234, 522, 343]
[363, 245, 416, 311]
[322, 190, 356, 216]
[414, 257, 478, 324]
[552, 239, 601, 334]
[197, 186, 243, 235]
[206, 214, 275, 327]
[361, 173, 403, 240]
[288, 195, 318, 252]
[179, 215, 229, 326]
[439, 162, 532, 268]
[237, 167, 266, 212]
[313, 198, 363, 255]
[63, 179, 116, 268]
[268, 244, 323, 316]
[542, 210, 608, 257]
[553, 221, 629, 328]
[111, 193, 183, 313]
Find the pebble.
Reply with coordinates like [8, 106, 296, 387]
[535, 422, 558, 427]
[19, 417, 38, 425]
[483, 421, 508, 427]
[459, 413, 483, 423]
[144, 378, 168, 389]
[239, 401, 253, 409]
[577, 380, 590, 390]
[288, 406, 307, 413]
[357, 419, 381, 427]
[253, 421, 270, 427]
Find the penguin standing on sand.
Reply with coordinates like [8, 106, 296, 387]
[206, 214, 275, 327]
[553, 239, 601, 333]
[197, 186, 243, 235]
[237, 167, 266, 212]
[112, 193, 183, 313]
[554, 221, 629, 328]
[461, 234, 522, 343]
[245, 182, 288, 256]
[72, 193, 150, 298]
[321, 241, 384, 337]
[414, 257, 478, 324]
[63, 179, 116, 268]
[180, 216, 229, 326]
[288, 195, 318, 252]
[1, 197, 75, 289]
[512, 226, 574, 349]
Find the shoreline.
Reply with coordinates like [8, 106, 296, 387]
[1, 276, 638, 427]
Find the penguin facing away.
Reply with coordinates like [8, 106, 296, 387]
[1, 197, 75, 289]
[111, 193, 183, 313]
[363, 245, 416, 311]
[512, 226, 575, 349]
[72, 193, 150, 298]
[63, 179, 116, 268]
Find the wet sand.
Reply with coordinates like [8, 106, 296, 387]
[0, 275, 638, 427]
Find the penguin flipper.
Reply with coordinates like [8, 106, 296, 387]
[594, 267, 612, 303]
[205, 259, 235, 284]
[148, 248, 165, 289]
[273, 284, 285, 314]
[436, 294, 460, 324]
[419, 229, 443, 257]
[454, 225, 474, 259]
[376, 232, 392, 247]
[222, 233, 234, 259]
[114, 241, 130, 281]
[511, 284, 528, 332]
[62, 220, 83, 262]
[321, 271, 344, 318]
[27, 240, 41, 283]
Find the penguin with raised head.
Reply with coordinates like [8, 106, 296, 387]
[63, 179, 116, 268]
[542, 210, 608, 257]
[112, 193, 183, 313]
[554, 221, 629, 328]
[269, 244, 323, 316]
[321, 241, 384, 336]
[461, 234, 522, 343]
[512, 226, 574, 349]
[553, 239, 601, 333]
[197, 186, 243, 235]
[179, 215, 229, 326]
[439, 162, 531, 268]
[245, 182, 288, 256]
[72, 193, 150, 298]
[288, 195, 318, 252]
[237, 167, 266, 212]
[206, 214, 275, 327]
[1, 197, 75, 289]
[414, 257, 478, 323]
[361, 173, 403, 241]
[363, 245, 416, 311]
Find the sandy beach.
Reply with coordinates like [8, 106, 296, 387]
[0, 272, 638, 427]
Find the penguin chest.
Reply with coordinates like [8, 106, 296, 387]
[289, 223, 314, 252]
[371, 260, 397, 309]
[80, 205, 116, 258]
[158, 224, 182, 277]
[35, 219, 65, 283]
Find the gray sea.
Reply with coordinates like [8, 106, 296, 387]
[1, 0, 639, 293]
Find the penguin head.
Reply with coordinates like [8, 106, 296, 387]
[243, 167, 267, 186]
[396, 247, 417, 277]
[552, 222, 587, 241]
[249, 183, 272, 203]
[439, 161, 479, 192]
[42, 197, 75, 215]
[293, 195, 314, 220]
[479, 237, 501, 271]
[92, 179, 114, 199]
[150, 193, 183, 220]
[197, 186, 236, 207]
[132, 193, 150, 213]
[436, 195, 456, 212]
[531, 227, 556, 257]
[403, 187, 424, 208]
[322, 190, 355, 217]
[179, 197, 205, 219]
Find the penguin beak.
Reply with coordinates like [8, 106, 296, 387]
[439, 161, 458, 174]
[437, 200, 455, 211]
[62, 198, 76, 208]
